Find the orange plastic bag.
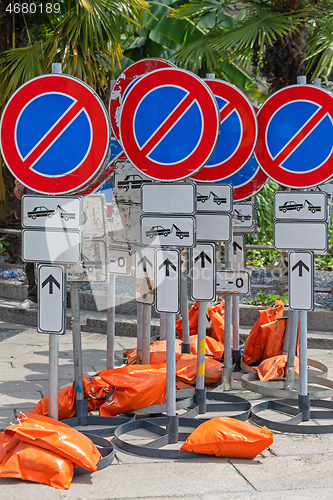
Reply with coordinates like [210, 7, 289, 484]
[189, 335, 224, 361]
[0, 440, 74, 489]
[207, 301, 228, 344]
[0, 433, 19, 464]
[30, 382, 76, 420]
[175, 353, 222, 386]
[4, 413, 101, 471]
[176, 302, 199, 340]
[180, 417, 273, 458]
[83, 374, 111, 411]
[98, 364, 167, 416]
[257, 355, 299, 381]
[262, 318, 286, 361]
[124, 340, 182, 364]
[243, 301, 284, 365]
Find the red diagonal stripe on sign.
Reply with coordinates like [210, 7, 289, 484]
[23, 100, 83, 169]
[272, 106, 327, 166]
[219, 101, 234, 123]
[140, 93, 195, 157]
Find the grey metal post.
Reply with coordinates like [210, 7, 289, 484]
[196, 301, 207, 413]
[137, 303, 143, 363]
[48, 61, 62, 420]
[232, 295, 241, 371]
[142, 304, 151, 365]
[298, 310, 310, 420]
[49, 334, 59, 420]
[70, 281, 87, 424]
[166, 313, 178, 443]
[106, 273, 116, 369]
[160, 313, 167, 341]
[284, 310, 299, 390]
[181, 249, 190, 353]
[222, 241, 233, 389]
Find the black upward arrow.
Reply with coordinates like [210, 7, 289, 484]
[233, 241, 242, 255]
[194, 251, 211, 268]
[42, 274, 60, 294]
[292, 260, 310, 277]
[159, 258, 176, 277]
[137, 256, 153, 273]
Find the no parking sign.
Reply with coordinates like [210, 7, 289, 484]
[255, 85, 333, 188]
[0, 74, 110, 194]
[119, 68, 220, 181]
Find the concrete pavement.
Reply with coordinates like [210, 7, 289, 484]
[1, 320, 333, 499]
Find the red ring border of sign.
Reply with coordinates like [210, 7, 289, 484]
[0, 74, 110, 195]
[191, 79, 258, 182]
[255, 84, 333, 188]
[119, 67, 220, 181]
[109, 58, 175, 144]
[232, 165, 268, 201]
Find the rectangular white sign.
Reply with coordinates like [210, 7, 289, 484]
[232, 203, 256, 233]
[155, 248, 180, 313]
[22, 229, 81, 264]
[82, 194, 107, 239]
[232, 235, 246, 271]
[111, 202, 142, 245]
[190, 243, 216, 301]
[141, 216, 195, 247]
[141, 182, 195, 214]
[196, 184, 232, 213]
[216, 270, 250, 295]
[274, 191, 328, 221]
[22, 195, 82, 230]
[274, 221, 328, 252]
[37, 264, 66, 334]
[109, 247, 132, 275]
[113, 160, 153, 205]
[135, 247, 155, 305]
[196, 214, 231, 242]
[289, 251, 314, 311]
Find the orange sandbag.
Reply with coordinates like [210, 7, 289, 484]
[189, 335, 224, 361]
[176, 302, 199, 340]
[175, 353, 222, 386]
[257, 355, 299, 381]
[0, 440, 74, 489]
[0, 433, 19, 464]
[98, 364, 167, 416]
[83, 374, 111, 411]
[207, 301, 228, 344]
[30, 382, 76, 420]
[124, 340, 182, 364]
[180, 417, 273, 458]
[4, 413, 101, 471]
[261, 318, 286, 361]
[243, 301, 284, 365]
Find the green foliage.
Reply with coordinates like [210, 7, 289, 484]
[246, 292, 288, 307]
[0, 240, 10, 255]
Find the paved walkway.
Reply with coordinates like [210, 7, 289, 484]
[0, 321, 333, 499]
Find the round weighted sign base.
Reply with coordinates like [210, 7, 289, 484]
[251, 398, 333, 434]
[240, 356, 328, 378]
[74, 433, 114, 475]
[184, 391, 251, 421]
[241, 372, 333, 399]
[62, 415, 131, 437]
[133, 389, 195, 415]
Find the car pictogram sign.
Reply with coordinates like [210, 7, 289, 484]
[191, 79, 257, 182]
[109, 58, 174, 143]
[0, 74, 110, 195]
[255, 84, 333, 188]
[119, 68, 220, 181]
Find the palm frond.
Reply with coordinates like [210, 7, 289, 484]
[303, 12, 333, 78]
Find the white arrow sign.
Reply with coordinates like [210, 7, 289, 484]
[216, 270, 250, 295]
[190, 243, 216, 301]
[155, 248, 180, 313]
[289, 251, 314, 311]
[232, 234, 246, 271]
[135, 247, 155, 305]
[38, 264, 66, 334]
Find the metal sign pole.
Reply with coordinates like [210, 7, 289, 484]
[106, 273, 116, 369]
[160, 313, 167, 341]
[49, 333, 59, 419]
[222, 240, 233, 389]
[232, 295, 241, 371]
[181, 249, 190, 353]
[298, 310, 310, 420]
[166, 313, 178, 443]
[142, 304, 151, 364]
[196, 301, 207, 413]
[284, 310, 300, 390]
[137, 303, 143, 363]
[70, 281, 87, 424]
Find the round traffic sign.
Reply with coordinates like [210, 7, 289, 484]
[0, 74, 110, 195]
[191, 79, 257, 182]
[110, 58, 174, 144]
[255, 84, 333, 188]
[119, 68, 220, 181]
